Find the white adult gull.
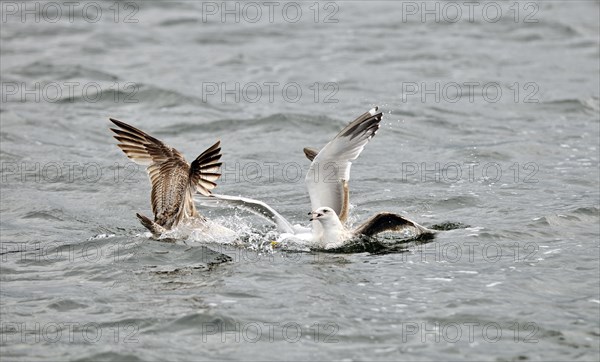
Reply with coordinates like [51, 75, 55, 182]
[109, 118, 222, 238]
[197, 107, 434, 249]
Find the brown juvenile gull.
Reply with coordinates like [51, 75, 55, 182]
[197, 107, 434, 249]
[109, 118, 222, 238]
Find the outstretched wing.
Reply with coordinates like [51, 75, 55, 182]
[189, 141, 222, 196]
[353, 212, 435, 238]
[305, 107, 382, 221]
[196, 194, 295, 234]
[110, 118, 185, 166]
[110, 118, 191, 227]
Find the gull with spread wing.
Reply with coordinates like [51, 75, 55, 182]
[109, 118, 222, 238]
[197, 107, 434, 249]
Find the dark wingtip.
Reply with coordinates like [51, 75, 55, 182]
[109, 128, 123, 137]
[303, 147, 319, 161]
[109, 118, 122, 126]
[136, 212, 153, 228]
[109, 118, 133, 132]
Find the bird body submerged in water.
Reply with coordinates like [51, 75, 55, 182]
[109, 118, 222, 238]
[308, 206, 433, 249]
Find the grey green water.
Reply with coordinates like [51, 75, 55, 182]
[1, 1, 599, 361]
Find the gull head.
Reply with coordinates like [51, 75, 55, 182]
[309, 206, 347, 248]
[309, 207, 340, 225]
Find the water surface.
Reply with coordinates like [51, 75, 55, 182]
[1, 1, 599, 361]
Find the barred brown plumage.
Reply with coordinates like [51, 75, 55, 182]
[109, 118, 222, 238]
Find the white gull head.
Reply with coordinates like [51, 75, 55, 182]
[309, 206, 350, 249]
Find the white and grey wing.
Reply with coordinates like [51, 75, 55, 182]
[353, 212, 435, 238]
[195, 194, 295, 234]
[303, 147, 319, 161]
[305, 106, 382, 215]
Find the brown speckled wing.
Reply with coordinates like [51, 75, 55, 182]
[189, 140, 222, 196]
[109, 118, 184, 165]
[110, 118, 191, 228]
[148, 157, 192, 228]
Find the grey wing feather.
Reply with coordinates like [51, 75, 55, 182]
[303, 147, 350, 223]
[305, 107, 382, 218]
[354, 212, 435, 238]
[195, 194, 295, 234]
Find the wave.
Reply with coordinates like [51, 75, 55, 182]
[541, 97, 600, 116]
[7, 60, 119, 82]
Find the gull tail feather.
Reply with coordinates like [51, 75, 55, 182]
[136, 213, 166, 238]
